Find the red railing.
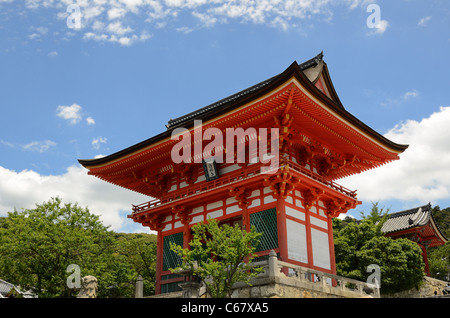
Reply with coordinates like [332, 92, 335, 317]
[286, 161, 357, 198]
[132, 163, 264, 213]
[131, 160, 357, 214]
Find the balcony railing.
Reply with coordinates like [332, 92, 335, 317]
[131, 160, 357, 214]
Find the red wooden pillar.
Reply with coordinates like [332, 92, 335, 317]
[419, 243, 430, 276]
[183, 222, 191, 249]
[305, 205, 314, 269]
[327, 216, 336, 275]
[242, 205, 250, 232]
[276, 198, 288, 261]
[155, 229, 163, 294]
[241, 205, 250, 265]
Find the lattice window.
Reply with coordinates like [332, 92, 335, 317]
[162, 232, 183, 271]
[250, 208, 278, 253]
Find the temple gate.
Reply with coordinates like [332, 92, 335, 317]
[79, 53, 407, 295]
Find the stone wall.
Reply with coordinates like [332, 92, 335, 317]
[231, 276, 361, 298]
[382, 276, 449, 298]
[173, 250, 378, 298]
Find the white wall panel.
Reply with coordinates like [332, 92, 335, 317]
[311, 229, 330, 270]
[286, 219, 308, 263]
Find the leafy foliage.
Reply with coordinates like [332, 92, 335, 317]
[2, 197, 446, 297]
[431, 206, 450, 239]
[428, 205, 450, 281]
[0, 197, 157, 297]
[109, 232, 157, 297]
[169, 219, 263, 298]
[428, 242, 450, 281]
[333, 202, 425, 294]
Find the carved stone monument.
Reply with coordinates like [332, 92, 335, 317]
[77, 276, 98, 298]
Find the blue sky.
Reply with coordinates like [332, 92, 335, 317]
[0, 0, 449, 233]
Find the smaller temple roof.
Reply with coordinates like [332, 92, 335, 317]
[381, 204, 433, 234]
[0, 279, 36, 298]
[381, 204, 448, 247]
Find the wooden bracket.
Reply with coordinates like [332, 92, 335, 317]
[173, 163, 199, 185]
[136, 171, 170, 195]
[172, 205, 192, 225]
[229, 187, 251, 209]
[283, 84, 296, 116]
[300, 187, 324, 209]
[274, 113, 295, 155]
[263, 164, 299, 199]
[324, 198, 358, 218]
[144, 214, 165, 231]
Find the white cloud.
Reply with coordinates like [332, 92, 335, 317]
[108, 6, 127, 20]
[2, 139, 56, 153]
[28, 33, 41, 40]
[56, 103, 83, 124]
[9, 0, 372, 46]
[83, 30, 151, 46]
[83, 32, 109, 42]
[92, 136, 107, 149]
[107, 21, 133, 35]
[381, 89, 419, 108]
[403, 90, 419, 99]
[0, 165, 150, 232]
[418, 16, 431, 27]
[176, 26, 193, 34]
[0, 139, 15, 148]
[56, 103, 96, 125]
[366, 19, 389, 35]
[340, 106, 450, 205]
[22, 140, 56, 153]
[191, 11, 218, 27]
[86, 116, 96, 125]
[48, 51, 58, 57]
[28, 25, 48, 40]
[376, 20, 389, 34]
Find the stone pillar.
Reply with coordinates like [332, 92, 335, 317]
[179, 281, 202, 298]
[268, 249, 279, 278]
[135, 275, 143, 298]
[178, 262, 201, 298]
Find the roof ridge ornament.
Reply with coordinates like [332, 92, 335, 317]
[411, 207, 423, 223]
[298, 51, 324, 70]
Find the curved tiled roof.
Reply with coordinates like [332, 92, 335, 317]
[0, 279, 15, 296]
[165, 52, 326, 129]
[78, 52, 408, 169]
[381, 204, 448, 247]
[381, 204, 432, 234]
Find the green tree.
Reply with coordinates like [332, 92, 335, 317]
[359, 201, 389, 232]
[431, 206, 450, 239]
[109, 233, 157, 297]
[428, 242, 450, 281]
[0, 197, 115, 297]
[333, 202, 425, 294]
[427, 206, 450, 282]
[170, 219, 263, 298]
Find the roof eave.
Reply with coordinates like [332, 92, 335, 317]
[78, 55, 408, 170]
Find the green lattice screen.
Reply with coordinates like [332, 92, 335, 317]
[250, 208, 278, 253]
[162, 232, 183, 271]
